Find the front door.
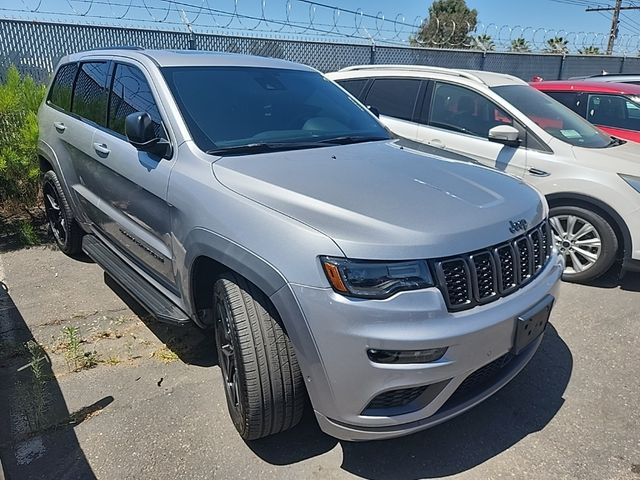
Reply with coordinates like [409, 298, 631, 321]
[416, 81, 529, 178]
[77, 60, 176, 289]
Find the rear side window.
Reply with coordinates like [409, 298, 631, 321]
[364, 78, 421, 121]
[587, 94, 640, 131]
[109, 63, 165, 139]
[48, 63, 78, 111]
[71, 62, 110, 126]
[337, 79, 368, 99]
[545, 91, 586, 117]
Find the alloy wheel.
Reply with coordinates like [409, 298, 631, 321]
[215, 298, 243, 418]
[550, 214, 602, 274]
[43, 182, 67, 245]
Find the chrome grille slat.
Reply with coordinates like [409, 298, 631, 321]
[434, 221, 552, 312]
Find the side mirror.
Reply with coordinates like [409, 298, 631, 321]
[125, 112, 172, 159]
[367, 105, 380, 118]
[488, 125, 521, 147]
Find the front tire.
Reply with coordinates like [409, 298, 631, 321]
[42, 170, 82, 255]
[549, 205, 618, 282]
[213, 273, 304, 440]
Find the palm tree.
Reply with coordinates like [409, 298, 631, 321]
[510, 37, 531, 53]
[474, 34, 495, 52]
[546, 36, 569, 54]
[578, 45, 601, 55]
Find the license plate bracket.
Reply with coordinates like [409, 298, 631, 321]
[513, 295, 554, 355]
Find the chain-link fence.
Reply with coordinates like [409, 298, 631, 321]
[1, 18, 640, 85]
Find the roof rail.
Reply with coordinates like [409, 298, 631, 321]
[86, 46, 144, 52]
[338, 64, 486, 85]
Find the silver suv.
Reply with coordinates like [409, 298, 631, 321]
[38, 49, 563, 441]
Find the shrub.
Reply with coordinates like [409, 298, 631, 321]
[0, 65, 47, 213]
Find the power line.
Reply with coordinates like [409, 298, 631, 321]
[585, 0, 640, 54]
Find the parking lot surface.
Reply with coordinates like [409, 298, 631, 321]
[0, 246, 639, 480]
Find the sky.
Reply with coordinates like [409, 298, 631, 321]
[0, 0, 629, 39]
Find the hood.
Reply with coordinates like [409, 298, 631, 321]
[572, 140, 640, 175]
[212, 141, 546, 259]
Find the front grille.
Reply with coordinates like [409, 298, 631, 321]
[364, 386, 427, 411]
[433, 221, 552, 312]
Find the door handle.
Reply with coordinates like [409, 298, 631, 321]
[430, 139, 446, 149]
[53, 121, 66, 133]
[528, 167, 550, 177]
[93, 142, 111, 156]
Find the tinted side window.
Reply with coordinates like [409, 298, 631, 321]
[428, 82, 513, 137]
[71, 62, 109, 126]
[587, 94, 640, 131]
[364, 78, 421, 121]
[337, 79, 368, 99]
[48, 63, 78, 111]
[545, 91, 586, 116]
[109, 63, 164, 138]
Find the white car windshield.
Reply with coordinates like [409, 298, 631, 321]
[493, 85, 615, 148]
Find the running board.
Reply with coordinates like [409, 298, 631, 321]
[82, 235, 191, 326]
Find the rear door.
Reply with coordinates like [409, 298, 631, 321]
[585, 93, 640, 141]
[415, 81, 529, 178]
[89, 61, 177, 289]
[360, 77, 423, 140]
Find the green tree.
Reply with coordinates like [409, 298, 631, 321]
[510, 37, 531, 52]
[474, 34, 495, 51]
[578, 45, 601, 55]
[546, 36, 569, 54]
[411, 0, 478, 49]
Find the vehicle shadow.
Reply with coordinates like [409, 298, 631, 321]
[103, 274, 217, 367]
[0, 280, 107, 480]
[248, 324, 572, 479]
[582, 267, 640, 292]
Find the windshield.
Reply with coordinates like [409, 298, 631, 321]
[492, 85, 613, 148]
[162, 66, 389, 154]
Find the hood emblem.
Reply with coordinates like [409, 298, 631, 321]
[509, 219, 528, 234]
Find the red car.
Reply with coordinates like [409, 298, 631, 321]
[531, 80, 640, 143]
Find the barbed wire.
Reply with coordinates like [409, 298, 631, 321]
[2, 0, 640, 54]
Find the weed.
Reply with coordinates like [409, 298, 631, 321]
[18, 340, 48, 432]
[16, 219, 38, 246]
[103, 355, 121, 366]
[152, 346, 179, 363]
[61, 326, 99, 371]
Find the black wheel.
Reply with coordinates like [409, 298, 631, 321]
[213, 272, 304, 440]
[42, 170, 82, 255]
[549, 205, 618, 283]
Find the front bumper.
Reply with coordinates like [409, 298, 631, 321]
[281, 252, 564, 441]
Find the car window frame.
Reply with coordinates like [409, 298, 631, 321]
[424, 80, 553, 154]
[69, 60, 113, 128]
[46, 61, 80, 113]
[362, 76, 424, 123]
[105, 60, 171, 145]
[586, 92, 640, 131]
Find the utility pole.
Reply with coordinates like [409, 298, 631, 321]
[585, 0, 640, 55]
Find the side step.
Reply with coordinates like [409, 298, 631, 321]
[82, 235, 191, 326]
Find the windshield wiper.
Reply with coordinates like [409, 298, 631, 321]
[605, 137, 626, 148]
[317, 135, 389, 145]
[205, 141, 327, 156]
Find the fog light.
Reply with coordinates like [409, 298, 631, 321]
[367, 347, 448, 364]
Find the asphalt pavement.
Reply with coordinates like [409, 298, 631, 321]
[0, 246, 638, 480]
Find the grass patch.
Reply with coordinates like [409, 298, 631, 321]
[16, 219, 39, 246]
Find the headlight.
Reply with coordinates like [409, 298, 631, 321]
[320, 257, 434, 299]
[619, 173, 640, 193]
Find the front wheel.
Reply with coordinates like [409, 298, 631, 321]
[549, 205, 618, 283]
[213, 273, 304, 440]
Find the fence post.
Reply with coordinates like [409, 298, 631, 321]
[558, 54, 566, 80]
[370, 41, 376, 65]
[620, 55, 626, 74]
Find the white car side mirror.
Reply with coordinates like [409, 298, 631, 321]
[488, 125, 521, 147]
